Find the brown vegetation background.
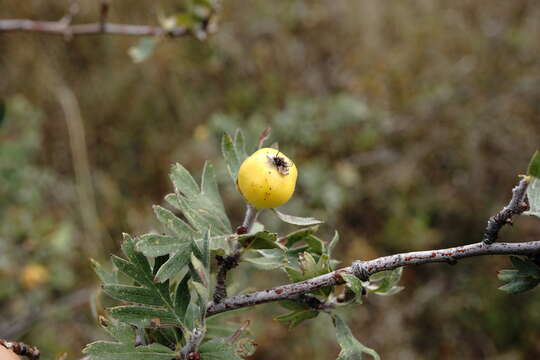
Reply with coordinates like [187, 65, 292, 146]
[1, 1, 540, 359]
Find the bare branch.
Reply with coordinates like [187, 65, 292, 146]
[483, 178, 529, 244]
[206, 240, 540, 316]
[0, 19, 188, 37]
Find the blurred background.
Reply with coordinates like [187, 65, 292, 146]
[1, 1, 540, 359]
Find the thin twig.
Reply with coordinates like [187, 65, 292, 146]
[99, 1, 110, 33]
[0, 19, 188, 37]
[483, 178, 529, 244]
[236, 204, 259, 235]
[180, 328, 205, 359]
[0, 339, 40, 360]
[206, 239, 540, 316]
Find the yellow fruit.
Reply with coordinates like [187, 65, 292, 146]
[237, 148, 298, 209]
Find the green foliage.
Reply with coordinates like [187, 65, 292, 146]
[365, 268, 404, 296]
[168, 162, 231, 235]
[274, 309, 319, 329]
[332, 314, 380, 360]
[199, 339, 245, 360]
[84, 319, 178, 360]
[88, 149, 250, 358]
[498, 257, 540, 294]
[273, 209, 323, 226]
[524, 177, 540, 219]
[221, 130, 248, 183]
[87, 131, 406, 359]
[128, 38, 158, 63]
[341, 274, 364, 304]
[6, 0, 540, 357]
[237, 231, 282, 250]
[527, 150, 540, 178]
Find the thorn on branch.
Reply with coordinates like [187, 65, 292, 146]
[483, 178, 529, 244]
[0, 339, 40, 360]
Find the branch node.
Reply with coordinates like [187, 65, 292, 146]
[483, 178, 528, 244]
[213, 253, 240, 303]
[181, 328, 205, 358]
[351, 260, 370, 281]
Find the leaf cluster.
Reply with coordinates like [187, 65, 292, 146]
[84, 130, 404, 360]
[498, 256, 540, 294]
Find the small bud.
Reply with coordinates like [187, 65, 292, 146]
[236, 225, 248, 235]
[187, 352, 201, 360]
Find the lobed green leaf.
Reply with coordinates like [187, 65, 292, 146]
[91, 258, 117, 285]
[341, 273, 363, 304]
[84, 341, 176, 360]
[326, 231, 340, 258]
[273, 209, 323, 226]
[238, 231, 282, 250]
[102, 285, 164, 306]
[333, 313, 380, 360]
[524, 178, 540, 218]
[527, 150, 540, 178]
[221, 130, 248, 183]
[244, 249, 287, 270]
[174, 275, 191, 320]
[509, 256, 540, 278]
[100, 318, 135, 344]
[107, 306, 178, 328]
[274, 309, 319, 329]
[499, 277, 540, 294]
[170, 163, 200, 198]
[137, 234, 190, 257]
[153, 205, 196, 239]
[154, 247, 192, 283]
[199, 339, 244, 360]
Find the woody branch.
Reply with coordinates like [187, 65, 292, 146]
[207, 239, 540, 316]
[0, 19, 188, 37]
[207, 178, 534, 316]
